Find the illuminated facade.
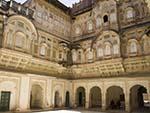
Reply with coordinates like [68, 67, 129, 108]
[0, 0, 150, 112]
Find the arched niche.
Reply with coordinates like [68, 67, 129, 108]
[94, 30, 120, 58]
[4, 15, 38, 52]
[30, 84, 43, 109]
[106, 86, 125, 110]
[0, 81, 17, 111]
[76, 87, 86, 107]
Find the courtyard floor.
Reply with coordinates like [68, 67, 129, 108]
[1, 109, 150, 113]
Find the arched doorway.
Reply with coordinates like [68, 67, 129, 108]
[54, 91, 60, 108]
[30, 84, 43, 109]
[90, 86, 102, 108]
[76, 87, 85, 107]
[106, 86, 125, 110]
[130, 85, 148, 112]
[65, 91, 70, 107]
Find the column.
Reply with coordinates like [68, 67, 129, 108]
[85, 88, 89, 109]
[72, 85, 76, 108]
[18, 76, 30, 111]
[125, 91, 131, 112]
[46, 79, 52, 108]
[125, 82, 131, 113]
[102, 91, 106, 111]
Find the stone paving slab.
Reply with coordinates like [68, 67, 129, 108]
[0, 109, 150, 113]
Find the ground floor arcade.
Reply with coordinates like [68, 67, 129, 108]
[0, 71, 149, 112]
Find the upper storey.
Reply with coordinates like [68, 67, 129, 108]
[71, 0, 150, 41]
[24, 0, 72, 41]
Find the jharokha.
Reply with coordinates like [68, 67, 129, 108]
[0, 0, 150, 112]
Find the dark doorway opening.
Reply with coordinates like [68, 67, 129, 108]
[90, 86, 102, 108]
[76, 87, 85, 107]
[130, 85, 149, 112]
[0, 91, 11, 111]
[103, 15, 108, 23]
[65, 91, 70, 107]
[106, 86, 125, 110]
[55, 91, 60, 108]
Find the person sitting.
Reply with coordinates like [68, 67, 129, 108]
[110, 100, 115, 109]
[117, 100, 121, 109]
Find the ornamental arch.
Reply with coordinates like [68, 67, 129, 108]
[106, 86, 125, 110]
[30, 84, 43, 109]
[4, 15, 38, 53]
[130, 84, 148, 112]
[0, 81, 17, 111]
[53, 84, 63, 108]
[93, 30, 120, 59]
[76, 87, 86, 107]
[89, 86, 102, 108]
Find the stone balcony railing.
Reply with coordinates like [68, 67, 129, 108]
[0, 48, 149, 79]
[0, 0, 34, 19]
[0, 48, 67, 78]
[71, 56, 150, 79]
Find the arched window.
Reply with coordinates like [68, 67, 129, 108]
[104, 42, 111, 56]
[97, 47, 103, 58]
[142, 35, 150, 54]
[130, 41, 137, 53]
[5, 16, 38, 53]
[75, 26, 81, 35]
[40, 44, 47, 56]
[7, 30, 13, 46]
[113, 44, 119, 55]
[126, 8, 134, 19]
[72, 49, 77, 62]
[103, 15, 108, 23]
[110, 13, 117, 22]
[96, 16, 102, 28]
[59, 51, 63, 60]
[87, 20, 93, 31]
[78, 50, 82, 62]
[86, 49, 93, 61]
[15, 32, 25, 48]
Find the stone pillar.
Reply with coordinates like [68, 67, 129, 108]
[72, 85, 76, 108]
[147, 83, 150, 105]
[125, 83, 131, 113]
[125, 92, 131, 112]
[18, 76, 30, 111]
[46, 79, 52, 108]
[85, 88, 89, 109]
[102, 91, 106, 111]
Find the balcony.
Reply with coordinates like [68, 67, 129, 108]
[0, 0, 34, 19]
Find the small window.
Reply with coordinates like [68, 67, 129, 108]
[86, 50, 93, 61]
[78, 51, 82, 61]
[7, 30, 13, 46]
[126, 8, 134, 19]
[97, 47, 103, 57]
[110, 13, 116, 22]
[59, 51, 63, 59]
[104, 42, 111, 56]
[103, 15, 108, 23]
[97, 47, 104, 58]
[53, 50, 56, 58]
[130, 41, 137, 53]
[40, 44, 46, 56]
[72, 50, 77, 62]
[113, 45, 119, 55]
[75, 26, 80, 35]
[15, 32, 25, 48]
[96, 16, 102, 28]
[87, 21, 93, 31]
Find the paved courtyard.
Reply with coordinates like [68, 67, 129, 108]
[1, 109, 150, 113]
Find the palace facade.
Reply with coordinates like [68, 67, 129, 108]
[0, 0, 150, 112]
